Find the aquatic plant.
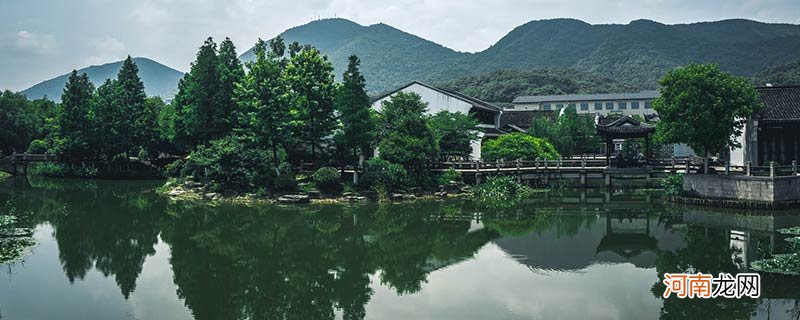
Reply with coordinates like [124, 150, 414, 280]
[751, 227, 800, 275]
[473, 175, 532, 209]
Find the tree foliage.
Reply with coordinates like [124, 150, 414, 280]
[482, 133, 559, 161]
[0, 91, 40, 156]
[376, 92, 437, 181]
[335, 55, 375, 165]
[653, 64, 762, 165]
[57, 71, 95, 163]
[428, 110, 479, 160]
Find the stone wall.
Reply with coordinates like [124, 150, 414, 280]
[682, 174, 800, 203]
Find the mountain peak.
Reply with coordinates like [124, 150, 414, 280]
[22, 57, 184, 101]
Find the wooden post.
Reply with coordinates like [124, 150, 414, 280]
[496, 159, 501, 173]
[581, 158, 586, 169]
[770, 162, 775, 178]
[685, 159, 690, 174]
[725, 161, 730, 175]
[746, 161, 751, 176]
[544, 158, 548, 169]
[793, 160, 797, 176]
[475, 161, 481, 184]
[535, 158, 540, 169]
[557, 158, 562, 169]
[516, 158, 522, 182]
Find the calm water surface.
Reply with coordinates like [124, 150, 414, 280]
[1, 176, 800, 320]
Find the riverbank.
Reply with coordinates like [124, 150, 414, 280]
[158, 178, 473, 205]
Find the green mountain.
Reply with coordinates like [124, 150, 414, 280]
[240, 18, 468, 93]
[441, 68, 642, 103]
[243, 18, 800, 93]
[754, 59, 800, 86]
[22, 57, 184, 101]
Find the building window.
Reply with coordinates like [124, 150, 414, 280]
[645, 101, 652, 109]
[580, 103, 589, 110]
[606, 102, 614, 110]
[556, 103, 564, 109]
[594, 102, 602, 110]
[632, 102, 640, 109]
[619, 102, 627, 110]
[568, 103, 576, 110]
[543, 104, 551, 110]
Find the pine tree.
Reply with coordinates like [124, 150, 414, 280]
[115, 56, 151, 159]
[335, 55, 374, 166]
[93, 79, 122, 162]
[216, 38, 245, 135]
[285, 46, 337, 161]
[236, 38, 291, 165]
[173, 37, 220, 151]
[58, 71, 95, 163]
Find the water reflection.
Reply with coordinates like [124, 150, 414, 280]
[1, 177, 799, 320]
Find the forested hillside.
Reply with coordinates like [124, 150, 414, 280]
[754, 60, 800, 86]
[243, 18, 800, 92]
[441, 68, 641, 103]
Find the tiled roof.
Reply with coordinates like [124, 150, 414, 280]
[757, 86, 800, 123]
[499, 110, 558, 131]
[596, 115, 656, 136]
[513, 91, 660, 104]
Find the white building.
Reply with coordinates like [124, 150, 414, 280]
[372, 81, 505, 160]
[511, 91, 660, 117]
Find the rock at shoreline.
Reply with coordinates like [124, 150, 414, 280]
[343, 195, 367, 202]
[307, 190, 322, 199]
[435, 191, 448, 197]
[183, 180, 204, 189]
[203, 193, 221, 200]
[278, 194, 310, 204]
[168, 188, 186, 197]
[390, 193, 416, 201]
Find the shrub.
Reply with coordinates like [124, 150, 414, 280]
[661, 174, 684, 196]
[180, 135, 276, 192]
[482, 133, 559, 161]
[313, 167, 341, 193]
[26, 139, 47, 154]
[360, 158, 409, 191]
[473, 175, 532, 209]
[272, 162, 297, 193]
[29, 162, 66, 177]
[438, 168, 462, 185]
[164, 159, 185, 178]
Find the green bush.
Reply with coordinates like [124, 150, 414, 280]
[272, 162, 297, 193]
[313, 167, 341, 193]
[482, 133, 559, 161]
[164, 159, 185, 178]
[29, 163, 66, 177]
[360, 158, 409, 191]
[661, 174, 684, 196]
[438, 168, 462, 185]
[26, 139, 47, 154]
[473, 175, 532, 209]
[180, 135, 276, 192]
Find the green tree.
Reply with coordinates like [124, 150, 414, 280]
[236, 38, 291, 166]
[653, 64, 762, 173]
[482, 132, 559, 161]
[428, 110, 479, 161]
[216, 37, 245, 134]
[556, 107, 601, 156]
[115, 56, 151, 160]
[335, 55, 375, 167]
[93, 79, 123, 162]
[285, 46, 337, 161]
[376, 92, 438, 181]
[0, 91, 39, 156]
[172, 37, 220, 151]
[57, 71, 96, 163]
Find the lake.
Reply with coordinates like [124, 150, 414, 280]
[1, 176, 799, 320]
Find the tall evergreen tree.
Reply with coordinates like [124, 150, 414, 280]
[286, 46, 337, 161]
[115, 56, 152, 159]
[58, 71, 95, 163]
[335, 55, 374, 166]
[93, 79, 122, 161]
[216, 38, 245, 135]
[173, 38, 220, 151]
[236, 38, 291, 166]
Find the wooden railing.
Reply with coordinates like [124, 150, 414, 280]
[721, 161, 798, 177]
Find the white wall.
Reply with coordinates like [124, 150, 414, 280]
[372, 83, 474, 115]
[372, 83, 487, 160]
[513, 100, 656, 116]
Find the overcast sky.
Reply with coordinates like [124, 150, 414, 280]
[2, 0, 799, 91]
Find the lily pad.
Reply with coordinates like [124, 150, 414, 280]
[0, 215, 16, 227]
[777, 227, 800, 236]
[0, 228, 34, 238]
[751, 253, 800, 276]
[0, 237, 36, 263]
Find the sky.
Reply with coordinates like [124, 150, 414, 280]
[1, 0, 799, 91]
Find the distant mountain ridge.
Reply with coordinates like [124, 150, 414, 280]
[22, 57, 184, 101]
[23, 18, 800, 100]
[242, 18, 800, 93]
